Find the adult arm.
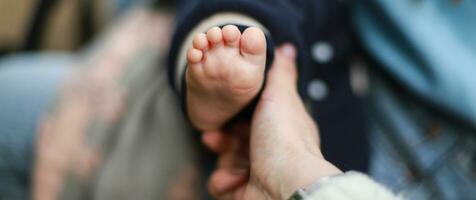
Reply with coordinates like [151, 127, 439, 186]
[202, 44, 403, 200]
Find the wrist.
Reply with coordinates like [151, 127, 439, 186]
[277, 154, 342, 199]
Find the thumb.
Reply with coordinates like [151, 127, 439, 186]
[263, 44, 299, 99]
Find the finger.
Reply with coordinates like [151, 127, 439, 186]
[202, 131, 232, 153]
[218, 151, 250, 169]
[203, 123, 250, 155]
[208, 168, 248, 199]
[225, 122, 251, 157]
[266, 44, 298, 94]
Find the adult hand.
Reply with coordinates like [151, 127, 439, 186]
[202, 44, 342, 199]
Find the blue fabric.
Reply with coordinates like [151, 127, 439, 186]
[352, 1, 476, 199]
[366, 75, 476, 199]
[115, 0, 151, 16]
[0, 53, 71, 199]
[353, 1, 476, 129]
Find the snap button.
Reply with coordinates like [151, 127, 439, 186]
[312, 41, 334, 64]
[350, 60, 369, 97]
[307, 79, 329, 101]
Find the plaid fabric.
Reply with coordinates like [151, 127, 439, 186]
[33, 9, 206, 200]
[367, 72, 476, 200]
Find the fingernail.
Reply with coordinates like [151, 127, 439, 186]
[281, 44, 296, 59]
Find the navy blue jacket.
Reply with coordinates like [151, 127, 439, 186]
[168, 0, 368, 172]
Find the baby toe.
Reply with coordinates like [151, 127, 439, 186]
[188, 47, 203, 64]
[222, 25, 241, 47]
[193, 33, 209, 50]
[240, 27, 266, 56]
[207, 27, 224, 47]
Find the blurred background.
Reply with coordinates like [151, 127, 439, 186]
[0, 0, 165, 53]
[0, 1, 475, 200]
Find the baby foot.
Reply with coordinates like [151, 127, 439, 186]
[186, 25, 267, 130]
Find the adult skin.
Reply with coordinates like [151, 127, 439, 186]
[202, 44, 342, 200]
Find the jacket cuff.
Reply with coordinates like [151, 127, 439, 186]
[290, 171, 403, 200]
